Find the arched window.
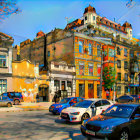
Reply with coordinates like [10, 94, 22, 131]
[79, 41, 83, 53]
[89, 43, 92, 55]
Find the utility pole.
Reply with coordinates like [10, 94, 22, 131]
[43, 34, 48, 71]
[99, 46, 103, 98]
[113, 42, 116, 101]
[65, 17, 72, 24]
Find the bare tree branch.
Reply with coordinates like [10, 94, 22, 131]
[0, 0, 21, 22]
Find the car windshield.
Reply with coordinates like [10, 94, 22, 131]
[74, 100, 93, 108]
[131, 95, 138, 98]
[60, 98, 71, 103]
[101, 105, 134, 118]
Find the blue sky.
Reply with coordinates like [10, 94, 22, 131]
[0, 0, 140, 45]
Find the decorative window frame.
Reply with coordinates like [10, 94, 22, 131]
[79, 62, 84, 75]
[88, 63, 93, 76]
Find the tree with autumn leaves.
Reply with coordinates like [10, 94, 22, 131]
[103, 66, 116, 90]
[0, 0, 21, 22]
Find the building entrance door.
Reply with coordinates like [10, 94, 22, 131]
[79, 84, 85, 97]
[39, 84, 49, 102]
[88, 84, 94, 98]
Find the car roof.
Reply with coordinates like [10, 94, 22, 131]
[115, 103, 140, 108]
[65, 97, 77, 99]
[85, 98, 107, 101]
[66, 97, 83, 99]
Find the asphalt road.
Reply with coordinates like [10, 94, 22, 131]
[0, 110, 86, 140]
[0, 110, 139, 140]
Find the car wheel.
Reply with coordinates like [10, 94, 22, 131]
[7, 102, 12, 107]
[81, 113, 90, 122]
[80, 128, 86, 136]
[120, 129, 129, 140]
[52, 112, 56, 115]
[14, 100, 19, 105]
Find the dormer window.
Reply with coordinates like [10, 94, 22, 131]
[115, 25, 117, 28]
[85, 16, 87, 20]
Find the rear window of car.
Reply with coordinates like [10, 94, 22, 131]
[102, 100, 110, 106]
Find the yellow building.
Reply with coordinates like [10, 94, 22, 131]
[74, 33, 114, 99]
[12, 60, 50, 102]
[115, 43, 130, 97]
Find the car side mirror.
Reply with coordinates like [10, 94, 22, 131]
[91, 105, 95, 108]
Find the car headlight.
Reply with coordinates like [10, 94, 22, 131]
[70, 112, 80, 115]
[102, 126, 115, 132]
[56, 105, 62, 108]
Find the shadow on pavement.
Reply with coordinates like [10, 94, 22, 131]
[0, 112, 84, 140]
[1, 112, 139, 140]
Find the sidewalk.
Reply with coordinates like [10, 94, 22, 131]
[0, 102, 53, 112]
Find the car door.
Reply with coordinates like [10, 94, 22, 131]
[90, 103, 96, 117]
[94, 100, 102, 115]
[0, 96, 3, 106]
[2, 96, 8, 106]
[130, 106, 140, 135]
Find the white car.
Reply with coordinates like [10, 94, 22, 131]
[60, 98, 113, 122]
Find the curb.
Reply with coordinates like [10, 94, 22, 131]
[0, 107, 49, 113]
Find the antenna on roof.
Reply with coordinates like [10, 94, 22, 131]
[89, 2, 94, 6]
[65, 17, 72, 24]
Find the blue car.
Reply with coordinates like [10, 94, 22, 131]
[49, 97, 84, 114]
[0, 95, 14, 107]
[81, 104, 140, 140]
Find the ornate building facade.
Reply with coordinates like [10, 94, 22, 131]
[0, 32, 13, 95]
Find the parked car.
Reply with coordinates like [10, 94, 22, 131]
[131, 95, 139, 102]
[49, 97, 84, 114]
[81, 104, 140, 140]
[60, 98, 113, 123]
[0, 96, 14, 107]
[115, 95, 134, 103]
[2, 92, 23, 105]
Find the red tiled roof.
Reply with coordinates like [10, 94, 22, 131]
[36, 31, 45, 37]
[122, 21, 132, 28]
[84, 5, 96, 14]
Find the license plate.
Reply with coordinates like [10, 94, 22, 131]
[86, 130, 95, 136]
